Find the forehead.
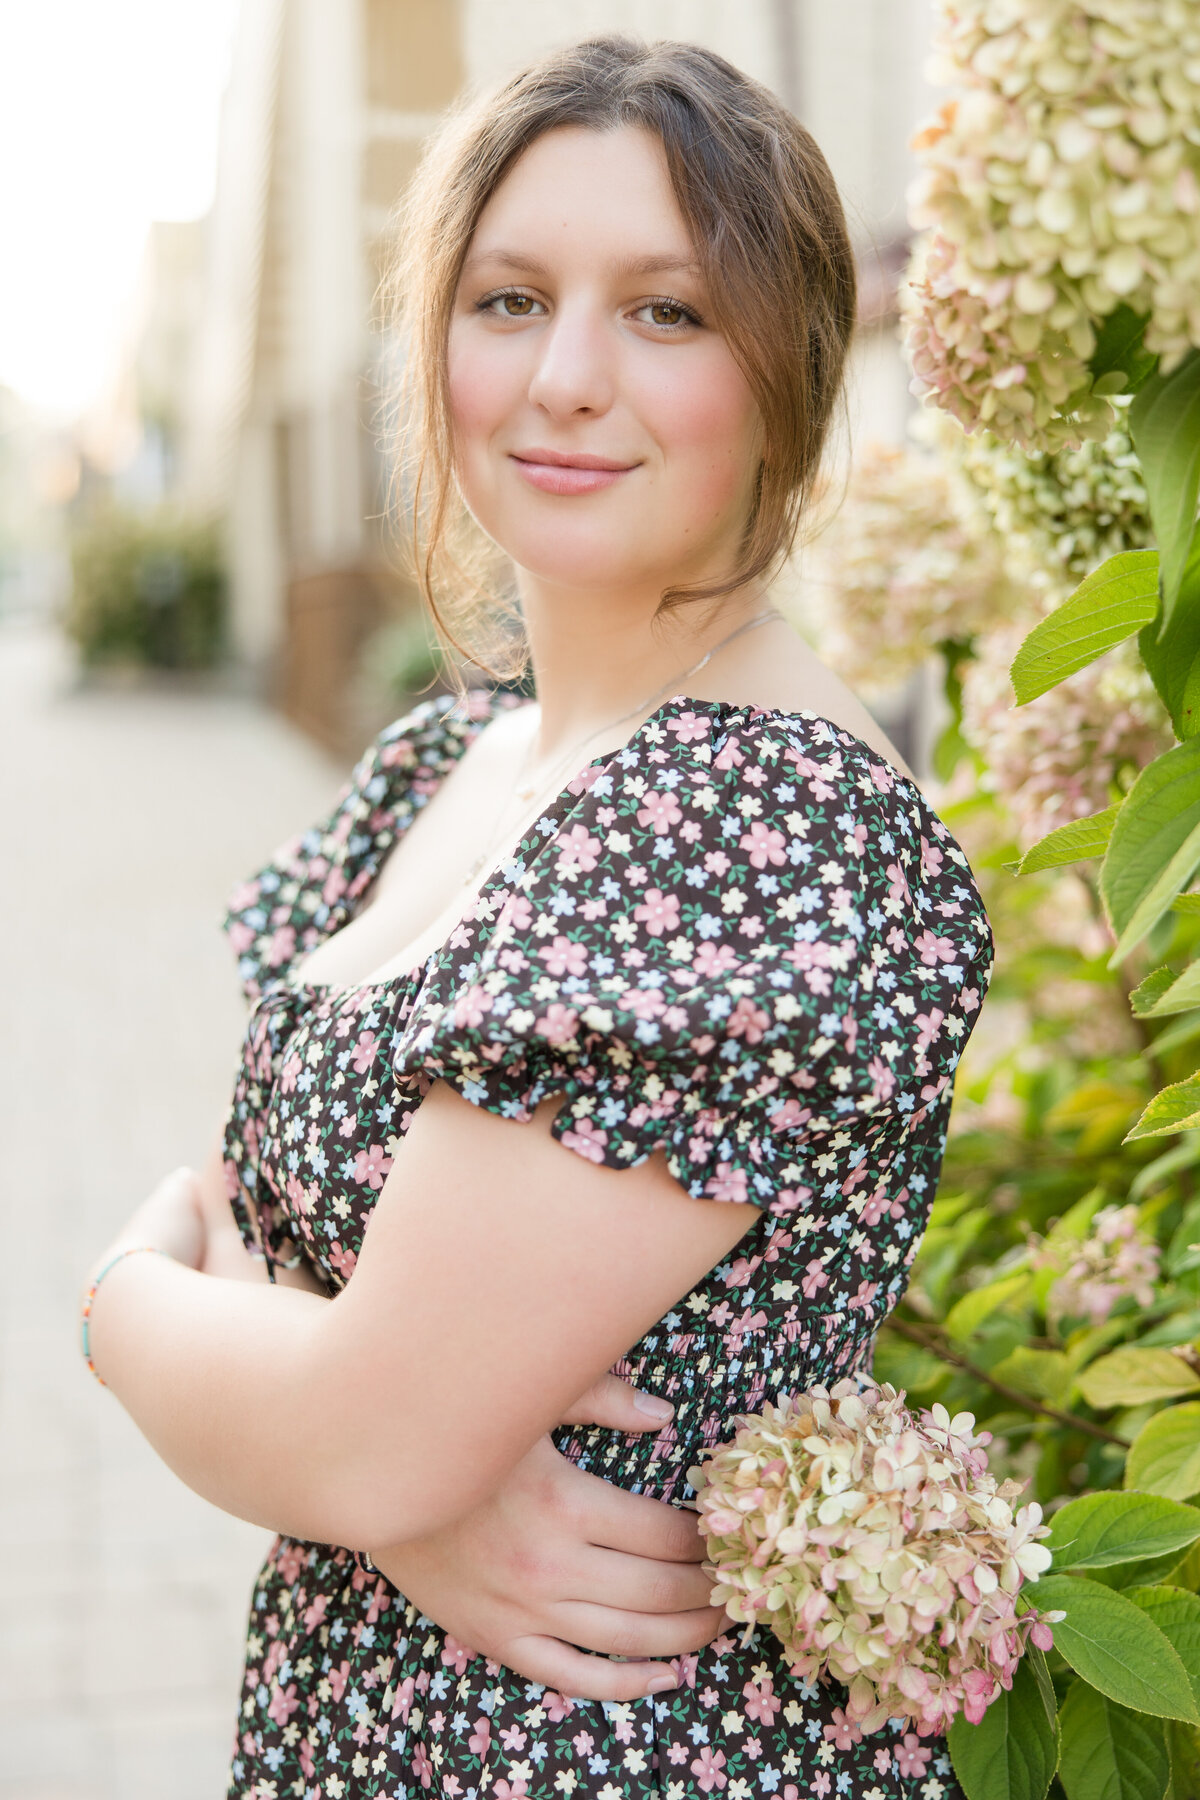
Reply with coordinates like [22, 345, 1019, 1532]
[466, 124, 696, 265]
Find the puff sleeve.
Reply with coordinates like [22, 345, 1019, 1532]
[389, 701, 993, 1213]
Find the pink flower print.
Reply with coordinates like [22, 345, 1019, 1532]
[350, 1031, 379, 1074]
[812, 1773, 831, 1798]
[667, 1743, 690, 1766]
[499, 1725, 527, 1753]
[915, 1007, 944, 1051]
[453, 984, 493, 1028]
[637, 790, 684, 834]
[662, 1003, 690, 1033]
[280, 1052, 302, 1094]
[554, 824, 602, 875]
[498, 893, 534, 932]
[915, 928, 958, 966]
[680, 817, 703, 845]
[535, 1003, 579, 1044]
[634, 888, 681, 936]
[961, 984, 982, 1014]
[885, 861, 912, 906]
[265, 923, 296, 969]
[538, 934, 588, 977]
[690, 1747, 728, 1792]
[704, 849, 732, 878]
[704, 1162, 748, 1203]
[694, 940, 739, 979]
[742, 1679, 780, 1726]
[440, 1635, 477, 1675]
[275, 1541, 305, 1585]
[559, 1118, 608, 1164]
[867, 1056, 896, 1104]
[849, 1279, 878, 1311]
[920, 834, 945, 879]
[801, 1257, 829, 1298]
[228, 878, 261, 910]
[302, 1593, 328, 1632]
[620, 985, 666, 1020]
[468, 1718, 490, 1756]
[713, 738, 745, 771]
[668, 709, 709, 743]
[571, 1731, 594, 1757]
[267, 1681, 300, 1726]
[329, 1660, 350, 1703]
[579, 897, 608, 921]
[727, 998, 769, 1042]
[894, 1735, 932, 1779]
[491, 1782, 527, 1800]
[411, 1743, 434, 1789]
[768, 1099, 811, 1131]
[322, 866, 348, 906]
[672, 1652, 700, 1689]
[328, 1241, 357, 1281]
[541, 1690, 575, 1722]
[869, 761, 894, 792]
[352, 1144, 393, 1190]
[740, 822, 787, 869]
[227, 919, 254, 953]
[874, 1746, 893, 1774]
[823, 1708, 861, 1750]
[738, 913, 765, 939]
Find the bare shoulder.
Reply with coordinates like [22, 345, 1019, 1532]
[688, 623, 915, 782]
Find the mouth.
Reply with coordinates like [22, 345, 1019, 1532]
[509, 447, 638, 495]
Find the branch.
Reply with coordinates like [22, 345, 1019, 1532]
[883, 1316, 1128, 1447]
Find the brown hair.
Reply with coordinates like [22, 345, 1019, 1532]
[384, 34, 857, 680]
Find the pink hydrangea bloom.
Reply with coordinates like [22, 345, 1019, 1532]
[689, 1379, 1059, 1736]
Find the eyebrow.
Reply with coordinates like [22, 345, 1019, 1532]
[462, 248, 703, 281]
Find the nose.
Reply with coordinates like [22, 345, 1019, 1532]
[526, 300, 615, 420]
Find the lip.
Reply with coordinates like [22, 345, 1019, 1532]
[510, 447, 638, 496]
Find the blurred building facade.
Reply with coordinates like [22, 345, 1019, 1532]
[178, 0, 939, 754]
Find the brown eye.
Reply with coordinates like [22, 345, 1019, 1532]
[502, 294, 535, 316]
[649, 302, 685, 326]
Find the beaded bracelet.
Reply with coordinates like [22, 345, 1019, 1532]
[81, 1245, 172, 1387]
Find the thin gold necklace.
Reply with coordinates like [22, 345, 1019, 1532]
[461, 607, 782, 889]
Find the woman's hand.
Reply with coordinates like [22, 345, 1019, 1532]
[368, 1372, 726, 1701]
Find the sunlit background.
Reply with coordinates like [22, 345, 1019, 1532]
[0, 5, 940, 1795]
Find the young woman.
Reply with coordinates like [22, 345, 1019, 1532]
[83, 37, 990, 1800]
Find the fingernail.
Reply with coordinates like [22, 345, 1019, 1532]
[647, 1674, 678, 1693]
[633, 1391, 673, 1420]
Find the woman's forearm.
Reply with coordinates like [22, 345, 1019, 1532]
[86, 1249, 364, 1544]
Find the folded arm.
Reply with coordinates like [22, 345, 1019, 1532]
[85, 1082, 760, 1552]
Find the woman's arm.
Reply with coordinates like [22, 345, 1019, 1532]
[86, 1082, 760, 1551]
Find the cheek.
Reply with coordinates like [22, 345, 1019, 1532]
[647, 351, 761, 515]
[446, 331, 513, 464]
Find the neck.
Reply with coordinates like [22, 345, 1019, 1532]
[516, 567, 770, 758]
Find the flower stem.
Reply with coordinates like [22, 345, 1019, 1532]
[882, 1316, 1128, 1447]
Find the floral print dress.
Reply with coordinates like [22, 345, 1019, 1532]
[220, 691, 992, 1800]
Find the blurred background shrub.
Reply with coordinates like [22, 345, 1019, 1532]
[65, 508, 225, 671]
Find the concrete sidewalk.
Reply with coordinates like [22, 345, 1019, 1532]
[0, 621, 344, 1799]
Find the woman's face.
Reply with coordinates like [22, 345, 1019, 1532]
[447, 125, 763, 599]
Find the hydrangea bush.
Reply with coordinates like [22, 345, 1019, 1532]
[769, 8, 1200, 1790]
[901, 0, 1200, 452]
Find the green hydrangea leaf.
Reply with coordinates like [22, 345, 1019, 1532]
[1125, 1404, 1200, 1500]
[1076, 1350, 1200, 1410]
[1010, 552, 1160, 704]
[1057, 1680, 1169, 1800]
[1033, 1575, 1197, 1721]
[1046, 1492, 1200, 1570]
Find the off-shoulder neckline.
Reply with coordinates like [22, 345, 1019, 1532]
[282, 690, 923, 1002]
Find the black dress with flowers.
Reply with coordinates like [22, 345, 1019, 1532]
[220, 691, 990, 1800]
